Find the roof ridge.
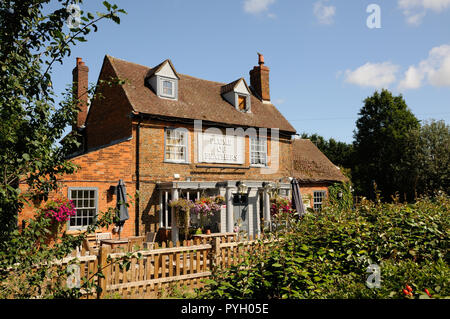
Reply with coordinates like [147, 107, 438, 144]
[107, 55, 247, 86]
[106, 54, 157, 70]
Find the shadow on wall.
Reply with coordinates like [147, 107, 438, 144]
[141, 188, 160, 235]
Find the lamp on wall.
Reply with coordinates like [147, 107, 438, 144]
[236, 181, 248, 194]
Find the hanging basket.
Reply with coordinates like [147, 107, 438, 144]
[176, 208, 190, 229]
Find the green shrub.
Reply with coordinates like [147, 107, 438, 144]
[198, 193, 449, 299]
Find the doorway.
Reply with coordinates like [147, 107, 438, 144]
[233, 194, 249, 234]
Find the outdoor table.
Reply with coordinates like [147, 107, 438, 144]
[100, 239, 129, 251]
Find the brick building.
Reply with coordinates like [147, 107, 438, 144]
[19, 54, 345, 242]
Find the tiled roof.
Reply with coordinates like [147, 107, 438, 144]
[106, 55, 296, 133]
[291, 139, 347, 183]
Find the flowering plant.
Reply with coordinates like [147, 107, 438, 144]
[192, 197, 221, 217]
[214, 195, 225, 205]
[270, 196, 295, 218]
[43, 198, 77, 223]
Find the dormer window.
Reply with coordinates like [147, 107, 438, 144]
[146, 59, 179, 100]
[221, 78, 252, 113]
[161, 79, 175, 98]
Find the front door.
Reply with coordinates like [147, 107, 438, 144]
[233, 194, 249, 234]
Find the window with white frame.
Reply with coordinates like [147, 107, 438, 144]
[160, 78, 176, 99]
[313, 191, 326, 212]
[68, 188, 97, 229]
[165, 128, 189, 163]
[250, 136, 268, 166]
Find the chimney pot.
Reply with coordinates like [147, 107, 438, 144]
[258, 52, 264, 65]
[250, 53, 270, 102]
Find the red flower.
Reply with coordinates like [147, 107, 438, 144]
[406, 285, 412, 292]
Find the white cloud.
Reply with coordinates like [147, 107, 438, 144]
[243, 0, 276, 14]
[398, 66, 424, 89]
[399, 0, 450, 11]
[399, 44, 450, 90]
[313, 0, 336, 25]
[344, 62, 400, 88]
[398, 0, 450, 25]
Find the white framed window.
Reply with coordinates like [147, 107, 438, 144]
[164, 128, 189, 163]
[313, 191, 326, 212]
[68, 187, 98, 230]
[250, 136, 268, 166]
[159, 77, 176, 99]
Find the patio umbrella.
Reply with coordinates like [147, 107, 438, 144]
[116, 179, 129, 239]
[291, 178, 306, 217]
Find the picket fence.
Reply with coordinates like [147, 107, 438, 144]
[62, 234, 273, 299]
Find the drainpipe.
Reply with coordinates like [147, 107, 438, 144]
[135, 115, 142, 236]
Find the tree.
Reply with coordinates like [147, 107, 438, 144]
[409, 120, 450, 195]
[0, 0, 127, 298]
[353, 89, 420, 200]
[0, 0, 125, 244]
[299, 133, 354, 169]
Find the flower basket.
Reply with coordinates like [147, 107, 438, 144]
[40, 198, 76, 247]
[169, 198, 194, 240]
[192, 197, 221, 218]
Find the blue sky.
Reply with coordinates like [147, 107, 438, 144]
[51, 0, 450, 143]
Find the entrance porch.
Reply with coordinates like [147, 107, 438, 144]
[157, 180, 291, 244]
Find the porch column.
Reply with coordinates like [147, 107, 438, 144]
[171, 188, 179, 244]
[226, 186, 233, 232]
[248, 187, 259, 237]
[263, 187, 271, 231]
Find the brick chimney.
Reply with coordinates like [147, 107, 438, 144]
[72, 57, 89, 129]
[249, 52, 270, 102]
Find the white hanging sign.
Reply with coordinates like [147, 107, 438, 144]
[197, 132, 245, 164]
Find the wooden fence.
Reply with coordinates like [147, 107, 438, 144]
[60, 234, 272, 299]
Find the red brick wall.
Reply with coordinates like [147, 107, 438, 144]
[19, 139, 136, 238]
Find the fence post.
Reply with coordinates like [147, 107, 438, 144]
[210, 237, 221, 269]
[97, 245, 111, 299]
